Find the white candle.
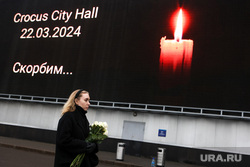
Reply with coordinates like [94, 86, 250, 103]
[160, 37, 193, 73]
[159, 9, 193, 89]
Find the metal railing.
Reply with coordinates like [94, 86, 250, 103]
[0, 93, 250, 120]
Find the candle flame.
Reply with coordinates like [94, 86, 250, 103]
[174, 9, 183, 42]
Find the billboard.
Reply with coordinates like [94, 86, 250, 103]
[0, 0, 249, 110]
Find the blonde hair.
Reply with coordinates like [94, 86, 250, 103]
[61, 89, 89, 115]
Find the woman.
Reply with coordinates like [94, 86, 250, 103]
[54, 89, 99, 167]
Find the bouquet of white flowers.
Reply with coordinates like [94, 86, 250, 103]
[70, 121, 108, 167]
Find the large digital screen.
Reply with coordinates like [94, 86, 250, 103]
[0, 0, 249, 110]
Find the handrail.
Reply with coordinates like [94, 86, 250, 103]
[0, 93, 250, 120]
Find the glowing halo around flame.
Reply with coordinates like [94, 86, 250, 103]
[171, 8, 190, 40]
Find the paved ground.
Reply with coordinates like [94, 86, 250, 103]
[0, 145, 117, 167]
[0, 145, 53, 167]
[0, 136, 205, 167]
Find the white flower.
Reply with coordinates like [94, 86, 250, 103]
[104, 130, 108, 136]
[103, 122, 108, 129]
[92, 121, 98, 126]
[92, 121, 108, 128]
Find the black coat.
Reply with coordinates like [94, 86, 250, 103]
[54, 105, 98, 167]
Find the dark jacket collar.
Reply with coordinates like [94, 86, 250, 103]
[75, 105, 87, 115]
[74, 105, 89, 138]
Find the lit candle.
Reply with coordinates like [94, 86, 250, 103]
[159, 9, 193, 89]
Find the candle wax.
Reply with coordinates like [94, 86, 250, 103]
[159, 36, 193, 89]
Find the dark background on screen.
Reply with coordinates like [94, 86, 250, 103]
[0, 0, 249, 110]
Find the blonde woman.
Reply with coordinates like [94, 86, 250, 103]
[54, 89, 99, 167]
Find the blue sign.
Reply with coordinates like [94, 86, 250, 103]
[158, 129, 167, 137]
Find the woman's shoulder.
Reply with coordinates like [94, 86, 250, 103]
[60, 111, 76, 121]
[58, 111, 78, 127]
